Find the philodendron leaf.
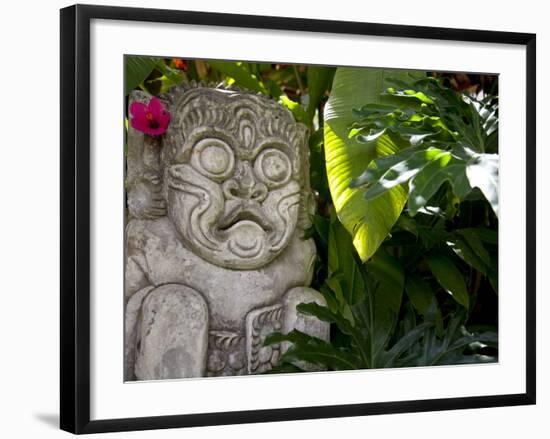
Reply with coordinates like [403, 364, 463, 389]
[465, 152, 499, 217]
[348, 76, 499, 219]
[425, 254, 469, 309]
[353, 147, 450, 201]
[407, 154, 472, 216]
[297, 302, 356, 336]
[407, 146, 498, 217]
[324, 67, 418, 261]
[125, 56, 160, 95]
[281, 342, 360, 371]
[265, 329, 361, 370]
[383, 87, 435, 104]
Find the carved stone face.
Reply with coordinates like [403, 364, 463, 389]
[162, 88, 310, 269]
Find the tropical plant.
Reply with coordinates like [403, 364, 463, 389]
[265, 217, 497, 371]
[265, 69, 499, 372]
[349, 75, 499, 219]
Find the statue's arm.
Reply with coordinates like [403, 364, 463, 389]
[281, 287, 330, 342]
[280, 287, 330, 372]
[245, 286, 330, 374]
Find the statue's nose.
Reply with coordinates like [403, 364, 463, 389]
[223, 161, 268, 202]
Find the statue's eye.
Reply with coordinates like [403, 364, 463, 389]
[191, 138, 235, 179]
[255, 148, 292, 187]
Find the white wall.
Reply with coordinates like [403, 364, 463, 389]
[0, 0, 546, 437]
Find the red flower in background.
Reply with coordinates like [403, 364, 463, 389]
[130, 97, 171, 136]
[173, 58, 188, 71]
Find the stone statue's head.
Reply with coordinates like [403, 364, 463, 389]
[160, 86, 313, 269]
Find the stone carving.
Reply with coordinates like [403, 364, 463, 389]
[124, 84, 329, 381]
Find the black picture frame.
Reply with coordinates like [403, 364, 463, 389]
[60, 4, 536, 434]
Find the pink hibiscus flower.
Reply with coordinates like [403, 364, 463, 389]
[129, 96, 171, 136]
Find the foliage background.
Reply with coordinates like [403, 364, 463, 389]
[126, 56, 499, 371]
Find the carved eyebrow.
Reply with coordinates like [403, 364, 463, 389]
[188, 127, 236, 143]
[250, 139, 294, 159]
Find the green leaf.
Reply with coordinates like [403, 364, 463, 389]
[281, 343, 361, 370]
[323, 277, 356, 325]
[394, 215, 418, 236]
[474, 228, 498, 245]
[125, 56, 160, 95]
[405, 275, 434, 316]
[298, 302, 371, 368]
[297, 302, 356, 336]
[348, 76, 499, 220]
[312, 213, 329, 247]
[267, 329, 362, 370]
[356, 147, 450, 201]
[447, 332, 498, 353]
[319, 284, 340, 314]
[324, 67, 415, 261]
[408, 155, 472, 216]
[306, 66, 335, 122]
[278, 95, 308, 124]
[208, 61, 268, 94]
[384, 86, 435, 104]
[367, 250, 404, 315]
[209, 61, 308, 124]
[309, 129, 331, 202]
[405, 275, 443, 334]
[327, 215, 365, 305]
[379, 322, 432, 367]
[447, 237, 487, 274]
[395, 309, 497, 366]
[465, 152, 499, 217]
[456, 229, 491, 266]
[366, 248, 405, 355]
[425, 254, 469, 309]
[155, 62, 185, 93]
[264, 329, 312, 346]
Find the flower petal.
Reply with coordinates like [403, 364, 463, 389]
[129, 101, 150, 132]
[130, 115, 150, 133]
[129, 101, 148, 119]
[147, 97, 164, 117]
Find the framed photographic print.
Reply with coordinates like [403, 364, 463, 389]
[60, 4, 536, 434]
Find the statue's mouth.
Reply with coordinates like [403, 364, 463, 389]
[218, 205, 273, 234]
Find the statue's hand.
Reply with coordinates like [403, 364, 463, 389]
[127, 171, 166, 219]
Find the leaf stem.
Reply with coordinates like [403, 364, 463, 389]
[293, 65, 306, 97]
